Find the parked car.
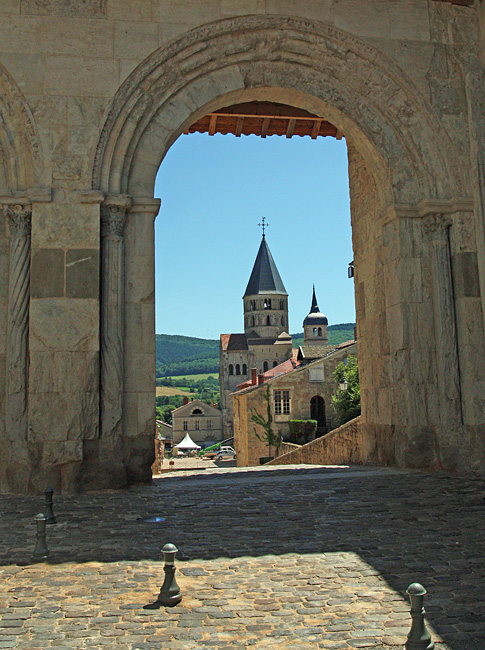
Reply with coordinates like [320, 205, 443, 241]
[215, 446, 236, 460]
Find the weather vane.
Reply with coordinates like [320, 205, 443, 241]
[258, 216, 269, 237]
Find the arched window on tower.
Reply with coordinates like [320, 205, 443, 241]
[318, 327, 322, 336]
[313, 327, 318, 337]
[229, 364, 234, 375]
[251, 316, 255, 327]
[263, 299, 271, 310]
[263, 361, 269, 372]
[242, 364, 247, 375]
[236, 364, 241, 375]
[266, 315, 271, 326]
[280, 299, 284, 310]
[273, 360, 278, 368]
[281, 316, 285, 326]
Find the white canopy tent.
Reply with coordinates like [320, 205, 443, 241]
[174, 433, 201, 450]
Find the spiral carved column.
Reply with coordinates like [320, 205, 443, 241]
[100, 203, 127, 442]
[5, 204, 32, 450]
[424, 215, 463, 436]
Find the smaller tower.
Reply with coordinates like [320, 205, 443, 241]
[303, 285, 328, 345]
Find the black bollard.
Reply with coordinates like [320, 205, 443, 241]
[405, 583, 435, 650]
[157, 543, 182, 606]
[44, 487, 57, 525]
[31, 514, 50, 562]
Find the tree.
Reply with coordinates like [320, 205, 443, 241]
[250, 386, 281, 458]
[332, 355, 361, 425]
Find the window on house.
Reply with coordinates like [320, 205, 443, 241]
[207, 419, 212, 429]
[183, 420, 188, 431]
[263, 361, 269, 372]
[242, 364, 247, 375]
[195, 419, 200, 430]
[274, 390, 290, 415]
[273, 360, 278, 368]
[236, 364, 241, 375]
[229, 364, 234, 375]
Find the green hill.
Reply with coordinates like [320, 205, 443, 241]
[155, 324, 355, 377]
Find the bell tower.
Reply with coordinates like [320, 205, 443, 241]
[303, 285, 328, 345]
[243, 227, 289, 340]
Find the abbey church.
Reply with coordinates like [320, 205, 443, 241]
[219, 235, 293, 437]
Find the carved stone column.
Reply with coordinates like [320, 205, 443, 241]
[100, 202, 128, 441]
[424, 215, 463, 435]
[5, 204, 32, 448]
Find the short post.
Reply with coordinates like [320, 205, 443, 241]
[405, 583, 435, 650]
[31, 514, 50, 562]
[157, 543, 182, 606]
[44, 487, 57, 524]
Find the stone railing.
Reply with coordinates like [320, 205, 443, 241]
[267, 416, 363, 466]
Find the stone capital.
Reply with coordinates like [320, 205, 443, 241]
[101, 204, 128, 238]
[5, 204, 32, 239]
[423, 214, 452, 242]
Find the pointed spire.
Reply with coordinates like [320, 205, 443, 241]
[310, 284, 319, 313]
[243, 236, 287, 297]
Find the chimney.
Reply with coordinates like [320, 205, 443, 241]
[251, 368, 257, 385]
[183, 396, 189, 405]
[258, 374, 264, 385]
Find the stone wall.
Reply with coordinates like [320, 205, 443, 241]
[266, 417, 363, 466]
[0, 1, 484, 491]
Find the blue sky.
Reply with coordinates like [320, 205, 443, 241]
[154, 132, 355, 339]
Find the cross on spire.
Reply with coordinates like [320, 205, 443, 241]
[258, 216, 269, 237]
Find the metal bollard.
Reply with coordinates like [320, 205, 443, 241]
[31, 514, 50, 562]
[44, 487, 57, 525]
[157, 543, 182, 606]
[405, 583, 435, 650]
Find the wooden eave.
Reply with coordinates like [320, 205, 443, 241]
[184, 102, 342, 141]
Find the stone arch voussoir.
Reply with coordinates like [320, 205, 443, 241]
[0, 63, 44, 193]
[92, 15, 466, 205]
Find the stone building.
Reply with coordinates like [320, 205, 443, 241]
[233, 340, 357, 467]
[219, 234, 292, 437]
[0, 1, 484, 492]
[171, 399, 223, 448]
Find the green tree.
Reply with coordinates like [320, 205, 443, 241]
[250, 386, 281, 458]
[332, 355, 361, 425]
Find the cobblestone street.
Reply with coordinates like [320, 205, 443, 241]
[0, 465, 484, 650]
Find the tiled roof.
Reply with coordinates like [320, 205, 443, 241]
[235, 358, 298, 390]
[243, 236, 287, 297]
[220, 333, 248, 351]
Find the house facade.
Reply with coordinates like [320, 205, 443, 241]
[171, 399, 223, 447]
[233, 340, 357, 467]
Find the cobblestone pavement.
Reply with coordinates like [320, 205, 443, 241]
[0, 464, 484, 650]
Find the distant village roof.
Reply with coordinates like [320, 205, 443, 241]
[303, 285, 328, 327]
[243, 236, 287, 297]
[235, 358, 299, 391]
[220, 333, 248, 351]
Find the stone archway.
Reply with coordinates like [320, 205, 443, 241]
[88, 14, 481, 486]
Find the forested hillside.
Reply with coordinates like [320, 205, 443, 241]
[155, 323, 355, 377]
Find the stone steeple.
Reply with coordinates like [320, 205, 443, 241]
[303, 285, 328, 345]
[243, 236, 289, 339]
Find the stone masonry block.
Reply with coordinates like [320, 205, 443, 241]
[65, 249, 99, 299]
[32, 203, 100, 249]
[31, 248, 65, 298]
[452, 251, 480, 298]
[30, 298, 99, 352]
[29, 350, 99, 394]
[21, 0, 106, 18]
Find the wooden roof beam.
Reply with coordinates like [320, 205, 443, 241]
[311, 119, 322, 140]
[261, 117, 270, 138]
[286, 118, 296, 139]
[208, 114, 217, 136]
[235, 116, 244, 137]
